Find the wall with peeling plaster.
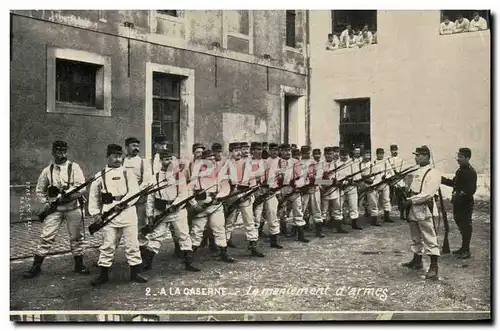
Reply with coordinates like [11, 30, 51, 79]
[10, 10, 307, 183]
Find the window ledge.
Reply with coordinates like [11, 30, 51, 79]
[439, 29, 490, 37]
[285, 45, 304, 54]
[326, 43, 377, 54]
[156, 13, 185, 24]
[49, 102, 111, 117]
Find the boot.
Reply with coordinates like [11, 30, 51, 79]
[192, 245, 199, 253]
[74, 255, 90, 274]
[130, 264, 148, 283]
[23, 255, 45, 279]
[227, 238, 237, 248]
[183, 251, 201, 272]
[280, 221, 288, 235]
[219, 246, 236, 263]
[336, 220, 349, 233]
[351, 218, 362, 230]
[208, 234, 218, 252]
[315, 222, 325, 238]
[174, 241, 183, 258]
[270, 234, 283, 249]
[91, 266, 109, 286]
[142, 249, 156, 271]
[248, 241, 265, 257]
[453, 248, 464, 255]
[401, 253, 423, 269]
[297, 225, 310, 243]
[384, 211, 394, 223]
[370, 216, 381, 226]
[425, 255, 439, 280]
[288, 225, 298, 238]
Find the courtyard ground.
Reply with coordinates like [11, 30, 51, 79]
[10, 201, 491, 313]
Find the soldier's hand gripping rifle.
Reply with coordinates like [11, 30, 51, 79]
[37, 168, 113, 223]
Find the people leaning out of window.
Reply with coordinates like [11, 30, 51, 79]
[326, 24, 376, 51]
[440, 12, 488, 35]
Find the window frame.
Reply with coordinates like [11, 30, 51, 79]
[439, 10, 490, 35]
[222, 10, 254, 54]
[46, 47, 111, 117]
[286, 10, 297, 48]
[330, 10, 378, 48]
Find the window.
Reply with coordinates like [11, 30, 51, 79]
[330, 10, 377, 50]
[152, 72, 182, 156]
[227, 10, 250, 35]
[440, 10, 490, 35]
[157, 10, 177, 17]
[47, 47, 111, 116]
[56, 59, 99, 107]
[338, 98, 371, 151]
[286, 10, 296, 47]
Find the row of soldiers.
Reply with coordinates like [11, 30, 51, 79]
[22, 136, 476, 284]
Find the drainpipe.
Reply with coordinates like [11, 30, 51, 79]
[305, 10, 312, 146]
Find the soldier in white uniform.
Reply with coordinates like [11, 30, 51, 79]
[24, 140, 90, 279]
[337, 149, 363, 230]
[139, 147, 200, 272]
[151, 135, 168, 175]
[358, 149, 373, 220]
[123, 137, 152, 246]
[88, 144, 147, 286]
[402, 145, 441, 280]
[368, 148, 395, 225]
[300, 146, 324, 238]
[189, 149, 235, 262]
[387, 144, 408, 220]
[322, 146, 348, 233]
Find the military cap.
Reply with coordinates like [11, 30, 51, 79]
[300, 145, 311, 153]
[340, 148, 348, 156]
[154, 134, 167, 144]
[390, 144, 398, 151]
[228, 142, 241, 151]
[412, 145, 431, 156]
[106, 144, 123, 156]
[291, 148, 301, 156]
[312, 148, 321, 154]
[262, 142, 269, 148]
[332, 146, 340, 153]
[268, 143, 279, 150]
[211, 143, 223, 152]
[458, 147, 472, 158]
[202, 149, 214, 158]
[324, 147, 333, 153]
[52, 140, 68, 151]
[192, 143, 205, 152]
[375, 148, 385, 154]
[239, 141, 250, 148]
[291, 143, 298, 149]
[158, 146, 174, 159]
[125, 137, 140, 146]
[250, 142, 262, 149]
[280, 143, 291, 150]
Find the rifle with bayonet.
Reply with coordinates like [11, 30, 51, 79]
[36, 168, 113, 223]
[88, 181, 159, 235]
[429, 149, 450, 254]
[358, 165, 420, 201]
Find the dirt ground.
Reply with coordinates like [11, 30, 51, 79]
[10, 202, 491, 312]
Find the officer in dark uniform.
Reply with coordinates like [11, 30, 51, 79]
[441, 148, 477, 259]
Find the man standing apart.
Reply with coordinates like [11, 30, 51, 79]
[441, 148, 477, 259]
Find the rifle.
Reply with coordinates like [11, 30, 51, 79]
[430, 149, 450, 254]
[224, 185, 262, 217]
[358, 166, 420, 201]
[88, 182, 157, 235]
[37, 168, 113, 222]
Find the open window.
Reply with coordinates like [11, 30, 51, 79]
[331, 10, 377, 35]
[440, 10, 490, 34]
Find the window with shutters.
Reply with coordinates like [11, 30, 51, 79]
[223, 10, 254, 54]
[286, 10, 296, 47]
[152, 72, 182, 156]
